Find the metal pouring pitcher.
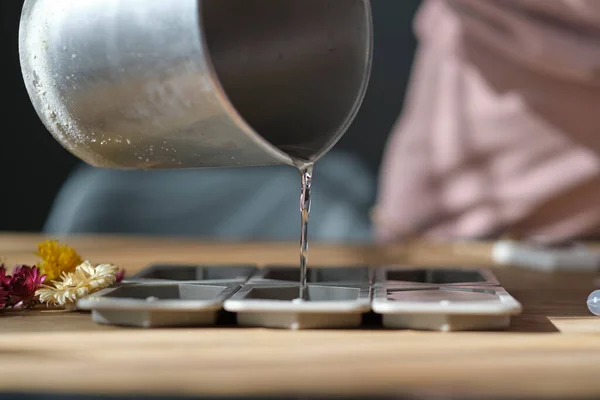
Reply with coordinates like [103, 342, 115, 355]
[19, 0, 372, 169]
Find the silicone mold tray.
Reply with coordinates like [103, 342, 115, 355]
[77, 283, 240, 328]
[224, 284, 371, 329]
[372, 285, 521, 331]
[249, 265, 371, 285]
[127, 264, 257, 284]
[79, 263, 521, 331]
[374, 266, 500, 287]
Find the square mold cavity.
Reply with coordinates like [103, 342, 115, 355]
[224, 284, 371, 329]
[372, 286, 521, 331]
[126, 264, 256, 284]
[374, 266, 499, 287]
[77, 283, 240, 328]
[249, 265, 371, 285]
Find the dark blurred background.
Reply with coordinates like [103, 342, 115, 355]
[1, 0, 420, 233]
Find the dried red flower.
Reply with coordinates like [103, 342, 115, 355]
[8, 265, 46, 308]
[0, 264, 10, 287]
[0, 265, 9, 309]
[115, 268, 125, 283]
[0, 287, 7, 308]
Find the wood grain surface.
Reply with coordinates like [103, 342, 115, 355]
[1, 233, 599, 399]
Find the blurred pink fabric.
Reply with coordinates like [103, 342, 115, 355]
[376, 0, 600, 243]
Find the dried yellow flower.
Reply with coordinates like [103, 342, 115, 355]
[36, 260, 119, 307]
[36, 240, 83, 282]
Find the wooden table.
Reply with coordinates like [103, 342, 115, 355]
[1, 233, 600, 399]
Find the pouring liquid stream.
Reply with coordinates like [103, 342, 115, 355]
[298, 163, 313, 301]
